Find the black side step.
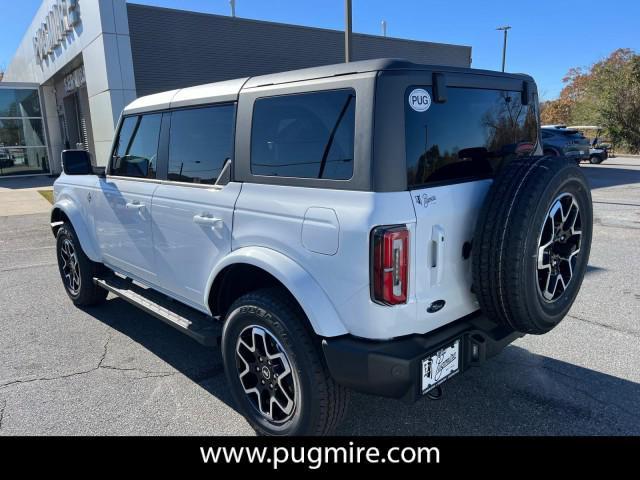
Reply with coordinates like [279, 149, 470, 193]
[94, 275, 221, 347]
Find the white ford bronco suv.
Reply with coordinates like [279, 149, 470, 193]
[51, 59, 592, 436]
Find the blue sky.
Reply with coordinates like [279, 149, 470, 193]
[1, 0, 638, 99]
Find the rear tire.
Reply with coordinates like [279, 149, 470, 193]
[56, 222, 108, 306]
[221, 288, 349, 436]
[472, 156, 593, 334]
[590, 154, 603, 164]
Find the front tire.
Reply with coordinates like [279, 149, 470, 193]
[56, 222, 108, 306]
[221, 288, 349, 436]
[590, 154, 603, 164]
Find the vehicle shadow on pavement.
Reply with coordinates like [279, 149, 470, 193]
[80, 297, 239, 411]
[337, 344, 640, 435]
[585, 264, 606, 275]
[582, 165, 640, 190]
[84, 297, 640, 436]
[0, 176, 56, 190]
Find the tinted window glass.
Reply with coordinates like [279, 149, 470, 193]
[406, 87, 538, 188]
[168, 105, 235, 184]
[251, 89, 355, 180]
[111, 114, 162, 178]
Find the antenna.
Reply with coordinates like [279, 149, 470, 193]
[229, 0, 236, 18]
[381, 20, 387, 37]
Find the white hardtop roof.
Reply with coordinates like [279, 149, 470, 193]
[123, 77, 249, 115]
[122, 58, 534, 116]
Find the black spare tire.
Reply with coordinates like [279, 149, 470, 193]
[472, 156, 593, 334]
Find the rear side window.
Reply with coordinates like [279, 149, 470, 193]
[251, 89, 355, 180]
[406, 87, 538, 188]
[168, 105, 235, 184]
[111, 114, 162, 178]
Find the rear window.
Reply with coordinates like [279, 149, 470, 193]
[406, 86, 538, 188]
[251, 89, 355, 180]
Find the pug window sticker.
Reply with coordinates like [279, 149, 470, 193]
[409, 88, 432, 112]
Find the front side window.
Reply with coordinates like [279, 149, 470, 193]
[111, 114, 162, 178]
[406, 87, 538, 188]
[251, 89, 355, 180]
[168, 105, 235, 184]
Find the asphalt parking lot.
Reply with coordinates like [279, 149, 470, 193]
[0, 158, 638, 435]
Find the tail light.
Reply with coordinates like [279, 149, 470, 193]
[371, 225, 409, 305]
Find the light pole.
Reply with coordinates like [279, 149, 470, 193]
[381, 20, 387, 37]
[229, 0, 236, 18]
[496, 25, 511, 72]
[345, 0, 353, 62]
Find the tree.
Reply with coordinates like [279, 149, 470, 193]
[590, 49, 640, 151]
[540, 49, 640, 152]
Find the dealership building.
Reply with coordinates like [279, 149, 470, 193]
[1, 0, 472, 177]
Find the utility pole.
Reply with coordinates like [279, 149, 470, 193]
[229, 0, 236, 18]
[345, 0, 353, 62]
[381, 20, 387, 37]
[496, 25, 511, 72]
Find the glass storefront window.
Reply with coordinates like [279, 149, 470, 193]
[0, 89, 41, 118]
[0, 119, 46, 147]
[0, 87, 49, 177]
[0, 147, 49, 176]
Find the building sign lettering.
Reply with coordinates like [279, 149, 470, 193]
[33, 0, 81, 65]
[64, 66, 86, 93]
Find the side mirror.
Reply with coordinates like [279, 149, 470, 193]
[61, 149, 92, 175]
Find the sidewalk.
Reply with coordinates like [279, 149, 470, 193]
[0, 176, 55, 217]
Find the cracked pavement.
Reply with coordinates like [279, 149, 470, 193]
[0, 158, 638, 435]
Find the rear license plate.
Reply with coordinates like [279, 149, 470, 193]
[421, 339, 460, 393]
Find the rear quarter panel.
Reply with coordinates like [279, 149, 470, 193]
[233, 184, 423, 339]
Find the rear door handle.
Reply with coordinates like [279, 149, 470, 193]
[193, 214, 223, 229]
[430, 225, 445, 286]
[125, 201, 145, 210]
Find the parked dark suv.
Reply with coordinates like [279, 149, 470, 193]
[541, 126, 591, 162]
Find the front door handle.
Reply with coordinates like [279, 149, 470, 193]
[193, 214, 223, 229]
[125, 201, 145, 210]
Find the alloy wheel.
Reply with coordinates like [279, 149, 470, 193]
[536, 193, 582, 302]
[235, 325, 297, 423]
[60, 238, 81, 296]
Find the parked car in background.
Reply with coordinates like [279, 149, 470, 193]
[541, 125, 591, 162]
[568, 126, 609, 164]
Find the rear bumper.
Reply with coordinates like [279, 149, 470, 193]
[322, 313, 522, 403]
